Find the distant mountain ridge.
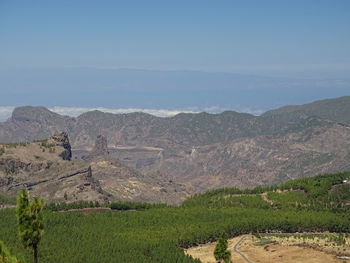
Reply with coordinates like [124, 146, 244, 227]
[0, 96, 350, 198]
[0, 99, 343, 147]
[263, 96, 350, 124]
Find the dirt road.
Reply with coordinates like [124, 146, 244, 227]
[185, 234, 347, 263]
[233, 235, 253, 263]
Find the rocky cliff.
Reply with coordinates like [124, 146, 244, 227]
[51, 132, 72, 160]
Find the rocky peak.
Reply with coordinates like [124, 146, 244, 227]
[92, 135, 108, 156]
[11, 106, 59, 123]
[51, 132, 72, 160]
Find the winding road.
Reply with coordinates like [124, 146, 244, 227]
[232, 235, 253, 263]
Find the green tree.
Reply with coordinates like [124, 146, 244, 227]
[0, 240, 24, 263]
[214, 236, 231, 263]
[16, 190, 44, 263]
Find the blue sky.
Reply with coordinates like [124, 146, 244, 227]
[1, 0, 350, 74]
[0, 0, 349, 119]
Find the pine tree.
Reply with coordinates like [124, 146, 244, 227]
[0, 240, 24, 263]
[16, 189, 44, 263]
[214, 236, 232, 263]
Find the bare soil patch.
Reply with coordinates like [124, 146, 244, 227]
[185, 236, 242, 263]
[185, 234, 348, 263]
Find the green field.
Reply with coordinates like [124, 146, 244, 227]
[0, 172, 349, 262]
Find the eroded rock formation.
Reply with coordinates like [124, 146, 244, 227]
[51, 132, 72, 160]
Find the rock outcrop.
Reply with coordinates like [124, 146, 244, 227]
[51, 132, 72, 160]
[92, 135, 108, 156]
[82, 135, 109, 161]
[0, 158, 53, 173]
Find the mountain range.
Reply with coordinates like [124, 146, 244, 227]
[0, 96, 350, 203]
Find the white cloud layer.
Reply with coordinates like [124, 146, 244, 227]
[0, 106, 265, 121]
[0, 106, 16, 122]
[49, 106, 199, 118]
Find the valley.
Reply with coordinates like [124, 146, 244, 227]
[2, 2, 349, 262]
[0, 97, 349, 263]
[1, 97, 350, 204]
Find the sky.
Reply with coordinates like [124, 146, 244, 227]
[0, 0, 349, 120]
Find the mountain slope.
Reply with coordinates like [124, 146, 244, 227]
[153, 122, 350, 191]
[0, 133, 189, 204]
[0, 96, 350, 198]
[183, 171, 350, 210]
[0, 106, 333, 149]
[263, 96, 350, 124]
[0, 106, 74, 142]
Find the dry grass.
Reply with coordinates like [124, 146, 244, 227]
[185, 234, 349, 263]
[259, 234, 350, 257]
[0, 141, 62, 163]
[185, 237, 241, 263]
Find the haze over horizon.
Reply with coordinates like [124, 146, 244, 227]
[1, 1, 349, 118]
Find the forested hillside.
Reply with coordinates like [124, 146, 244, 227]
[0, 172, 349, 262]
[183, 171, 350, 211]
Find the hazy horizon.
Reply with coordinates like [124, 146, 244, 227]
[1, 1, 349, 118]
